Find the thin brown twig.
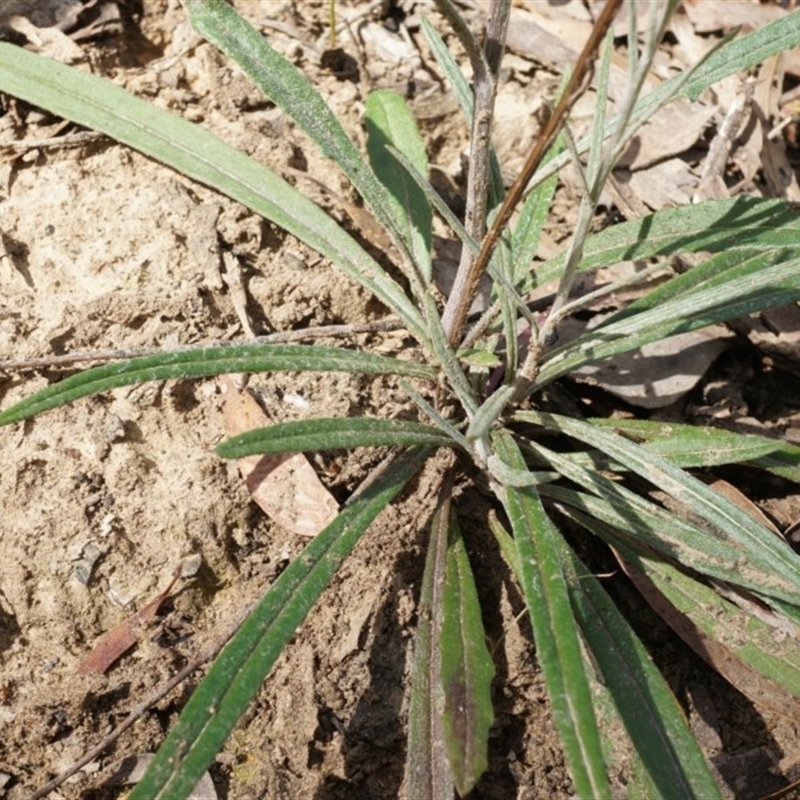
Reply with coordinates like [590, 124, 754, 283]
[27, 600, 258, 800]
[0, 319, 405, 373]
[0, 130, 106, 152]
[443, 0, 625, 347]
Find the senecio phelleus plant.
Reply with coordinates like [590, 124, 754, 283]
[3, 0, 800, 797]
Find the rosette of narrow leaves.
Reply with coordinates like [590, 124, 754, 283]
[2, 2, 800, 799]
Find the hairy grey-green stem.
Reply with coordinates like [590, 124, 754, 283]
[436, 0, 511, 342]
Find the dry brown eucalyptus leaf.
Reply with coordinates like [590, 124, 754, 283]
[218, 375, 339, 538]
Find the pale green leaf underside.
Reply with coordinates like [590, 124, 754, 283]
[216, 417, 454, 458]
[0, 345, 435, 425]
[366, 89, 433, 282]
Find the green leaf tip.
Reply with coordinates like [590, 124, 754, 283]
[0, 344, 436, 426]
[216, 417, 455, 459]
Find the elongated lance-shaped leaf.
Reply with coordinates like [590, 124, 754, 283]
[129, 447, 429, 800]
[406, 482, 455, 800]
[421, 289, 479, 416]
[0, 43, 429, 346]
[216, 417, 455, 459]
[531, 196, 799, 296]
[558, 501, 800, 694]
[534, 255, 800, 389]
[614, 538, 800, 708]
[488, 516, 720, 798]
[529, 443, 800, 617]
[518, 411, 800, 607]
[491, 430, 610, 798]
[439, 504, 495, 796]
[366, 90, 433, 283]
[184, 0, 426, 296]
[539, 476, 789, 608]
[0, 344, 436, 426]
[559, 495, 799, 635]
[588, 418, 800, 481]
[466, 384, 515, 442]
[527, 445, 760, 582]
[604, 249, 791, 331]
[511, 142, 561, 284]
[534, 197, 799, 286]
[527, 14, 800, 194]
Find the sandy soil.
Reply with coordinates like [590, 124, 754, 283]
[1, 1, 800, 799]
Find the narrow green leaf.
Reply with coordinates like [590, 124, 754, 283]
[541, 475, 789, 610]
[421, 15, 474, 120]
[366, 90, 433, 281]
[559, 542, 721, 798]
[440, 510, 495, 796]
[618, 540, 800, 704]
[609, 248, 786, 325]
[487, 513, 522, 578]
[535, 255, 800, 388]
[130, 447, 429, 799]
[458, 348, 503, 368]
[590, 417, 800, 481]
[532, 197, 797, 288]
[490, 506, 720, 797]
[466, 384, 515, 442]
[491, 431, 610, 798]
[184, 0, 424, 291]
[216, 417, 454, 458]
[519, 411, 800, 607]
[510, 144, 561, 284]
[406, 488, 455, 800]
[0, 344, 436, 425]
[679, 12, 800, 102]
[534, 461, 744, 581]
[420, 290, 479, 416]
[0, 43, 429, 343]
[556, 494, 800, 636]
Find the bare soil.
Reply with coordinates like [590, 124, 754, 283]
[1, 2, 800, 799]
